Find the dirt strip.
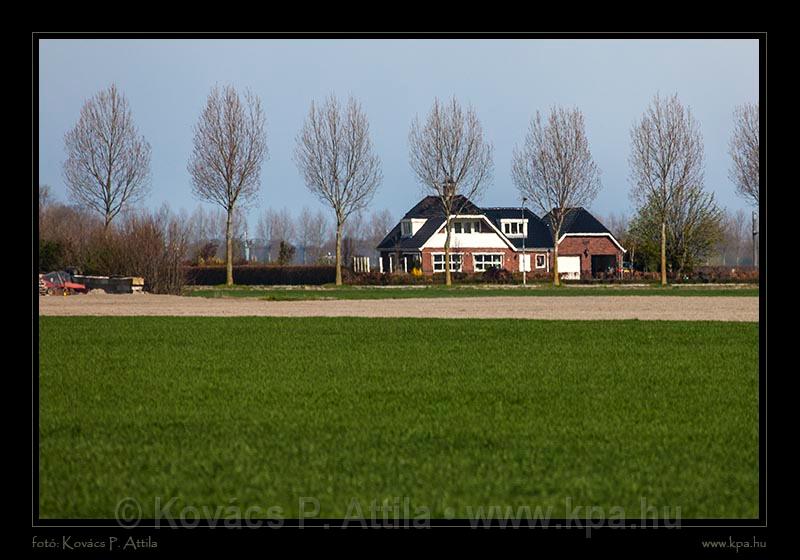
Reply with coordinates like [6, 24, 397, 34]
[38, 293, 759, 322]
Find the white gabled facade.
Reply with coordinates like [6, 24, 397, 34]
[420, 216, 517, 250]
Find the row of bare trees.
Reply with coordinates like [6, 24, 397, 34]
[406, 94, 757, 287]
[407, 98, 602, 287]
[58, 83, 758, 288]
[181, 205, 393, 266]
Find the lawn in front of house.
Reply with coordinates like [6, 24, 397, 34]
[39, 316, 759, 519]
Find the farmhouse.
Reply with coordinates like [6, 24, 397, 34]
[376, 196, 625, 278]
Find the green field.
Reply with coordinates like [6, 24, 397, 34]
[184, 284, 760, 300]
[39, 317, 759, 520]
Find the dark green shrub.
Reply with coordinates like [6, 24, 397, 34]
[483, 267, 513, 284]
[278, 241, 296, 266]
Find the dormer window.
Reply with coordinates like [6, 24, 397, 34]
[401, 218, 426, 238]
[449, 220, 482, 234]
[501, 219, 528, 238]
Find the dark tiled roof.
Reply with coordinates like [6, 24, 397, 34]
[378, 195, 480, 250]
[542, 207, 611, 236]
[482, 207, 554, 249]
[402, 195, 482, 219]
[377, 199, 619, 252]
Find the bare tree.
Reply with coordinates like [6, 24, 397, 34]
[185, 205, 248, 263]
[408, 97, 493, 286]
[629, 93, 704, 286]
[731, 208, 749, 265]
[308, 210, 330, 264]
[729, 102, 759, 207]
[39, 184, 53, 226]
[341, 210, 369, 265]
[39, 184, 52, 210]
[512, 106, 601, 285]
[366, 209, 394, 261]
[717, 208, 749, 266]
[294, 94, 382, 285]
[63, 84, 151, 228]
[297, 207, 332, 264]
[257, 207, 296, 262]
[188, 85, 268, 286]
[297, 207, 314, 264]
[603, 212, 629, 246]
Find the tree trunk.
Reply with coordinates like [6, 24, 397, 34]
[335, 221, 343, 286]
[444, 216, 452, 287]
[660, 220, 667, 286]
[553, 242, 560, 286]
[225, 208, 234, 286]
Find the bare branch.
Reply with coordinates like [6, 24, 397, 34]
[512, 107, 601, 241]
[188, 85, 268, 285]
[294, 94, 382, 284]
[628, 93, 705, 285]
[408, 96, 493, 285]
[62, 84, 151, 228]
[728, 102, 759, 207]
[511, 106, 600, 285]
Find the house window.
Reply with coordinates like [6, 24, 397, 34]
[401, 220, 412, 238]
[448, 220, 482, 235]
[535, 254, 546, 269]
[473, 253, 503, 272]
[432, 253, 463, 272]
[501, 219, 527, 238]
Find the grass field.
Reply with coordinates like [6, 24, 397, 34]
[184, 284, 760, 300]
[39, 317, 759, 520]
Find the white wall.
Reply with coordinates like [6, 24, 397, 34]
[423, 230, 509, 249]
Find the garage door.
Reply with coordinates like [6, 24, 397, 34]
[557, 256, 581, 280]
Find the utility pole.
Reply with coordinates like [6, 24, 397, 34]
[521, 197, 527, 286]
[752, 210, 759, 268]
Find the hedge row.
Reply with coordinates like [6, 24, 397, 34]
[185, 265, 337, 286]
[675, 266, 759, 284]
[185, 264, 759, 286]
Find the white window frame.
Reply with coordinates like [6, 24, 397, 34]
[473, 253, 504, 272]
[432, 252, 463, 273]
[400, 220, 412, 238]
[500, 219, 528, 238]
[450, 219, 481, 235]
[535, 253, 546, 269]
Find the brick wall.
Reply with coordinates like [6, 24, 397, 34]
[383, 235, 622, 276]
[556, 236, 623, 274]
[420, 247, 549, 274]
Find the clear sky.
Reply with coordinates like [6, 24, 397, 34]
[38, 38, 759, 226]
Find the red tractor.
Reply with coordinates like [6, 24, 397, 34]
[39, 270, 87, 296]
